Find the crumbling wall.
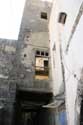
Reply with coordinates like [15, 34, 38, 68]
[0, 39, 17, 125]
[16, 31, 52, 91]
[0, 33, 51, 124]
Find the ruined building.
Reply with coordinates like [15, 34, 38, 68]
[1, 0, 83, 125]
[0, 0, 55, 125]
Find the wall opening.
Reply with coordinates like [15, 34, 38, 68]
[41, 12, 47, 20]
[58, 12, 67, 24]
[13, 90, 53, 125]
[35, 50, 49, 80]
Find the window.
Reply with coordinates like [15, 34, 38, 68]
[41, 12, 47, 20]
[41, 51, 44, 56]
[58, 12, 67, 24]
[35, 50, 49, 80]
[36, 50, 40, 55]
[45, 52, 48, 57]
[36, 50, 49, 57]
[44, 60, 48, 68]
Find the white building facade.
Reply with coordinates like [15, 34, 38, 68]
[49, 0, 83, 125]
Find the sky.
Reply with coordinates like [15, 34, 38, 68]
[0, 0, 26, 40]
[0, 0, 52, 40]
[41, 0, 53, 2]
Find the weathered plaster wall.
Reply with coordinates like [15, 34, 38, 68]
[19, 0, 52, 37]
[49, 0, 63, 96]
[49, 0, 83, 125]
[17, 31, 52, 91]
[31, 32, 49, 48]
[60, 2, 83, 125]
[0, 39, 17, 125]
[0, 0, 53, 124]
[15, 0, 52, 91]
[63, 13, 83, 125]
[0, 32, 51, 125]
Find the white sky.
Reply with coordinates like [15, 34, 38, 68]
[0, 0, 26, 40]
[41, 0, 53, 2]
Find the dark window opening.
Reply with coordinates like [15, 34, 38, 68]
[45, 52, 49, 57]
[44, 60, 48, 68]
[36, 51, 40, 55]
[58, 12, 67, 24]
[41, 51, 44, 56]
[41, 12, 47, 20]
[36, 50, 49, 57]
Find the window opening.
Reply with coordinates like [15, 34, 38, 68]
[41, 12, 47, 20]
[58, 12, 67, 24]
[35, 50, 49, 80]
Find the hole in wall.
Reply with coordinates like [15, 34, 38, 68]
[36, 51, 40, 55]
[41, 51, 44, 56]
[45, 52, 48, 57]
[58, 12, 67, 24]
[41, 12, 47, 20]
[24, 54, 27, 57]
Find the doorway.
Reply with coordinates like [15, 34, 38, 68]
[13, 90, 53, 125]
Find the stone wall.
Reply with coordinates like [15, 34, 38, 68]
[0, 39, 17, 125]
[16, 31, 52, 91]
[0, 1, 53, 124]
[0, 29, 52, 125]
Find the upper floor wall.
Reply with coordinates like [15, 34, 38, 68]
[19, 0, 52, 41]
[49, 0, 83, 93]
[49, 0, 83, 124]
[17, 31, 52, 92]
[15, 0, 53, 92]
[49, 0, 63, 96]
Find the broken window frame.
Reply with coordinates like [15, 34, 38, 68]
[35, 50, 49, 80]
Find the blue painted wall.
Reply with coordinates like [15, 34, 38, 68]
[55, 111, 67, 125]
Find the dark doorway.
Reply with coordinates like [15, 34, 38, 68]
[16, 110, 38, 125]
[44, 60, 48, 68]
[13, 90, 53, 125]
